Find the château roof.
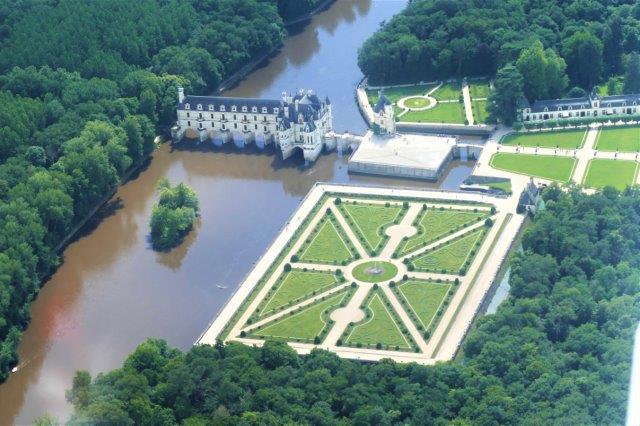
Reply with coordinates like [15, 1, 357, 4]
[374, 92, 391, 113]
[179, 95, 283, 114]
[527, 93, 640, 113]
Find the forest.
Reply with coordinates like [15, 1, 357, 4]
[358, 0, 640, 93]
[65, 187, 640, 424]
[0, 0, 296, 382]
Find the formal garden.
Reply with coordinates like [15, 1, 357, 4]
[583, 159, 639, 190]
[595, 126, 640, 152]
[490, 153, 577, 182]
[501, 129, 586, 149]
[217, 190, 507, 362]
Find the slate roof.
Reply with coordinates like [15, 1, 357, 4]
[179, 95, 283, 114]
[374, 92, 391, 113]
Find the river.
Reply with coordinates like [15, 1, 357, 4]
[0, 1, 477, 422]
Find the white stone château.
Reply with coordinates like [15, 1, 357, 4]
[171, 88, 333, 162]
[372, 91, 396, 134]
[518, 90, 640, 122]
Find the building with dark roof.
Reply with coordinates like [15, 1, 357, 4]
[372, 91, 395, 134]
[518, 91, 640, 122]
[171, 88, 332, 162]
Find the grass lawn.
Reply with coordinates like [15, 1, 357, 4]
[469, 82, 491, 98]
[400, 102, 465, 124]
[341, 202, 403, 253]
[253, 290, 348, 341]
[410, 228, 485, 274]
[298, 217, 354, 264]
[433, 82, 461, 100]
[472, 99, 489, 123]
[490, 153, 577, 182]
[352, 261, 398, 283]
[595, 126, 640, 152]
[345, 293, 411, 349]
[367, 84, 436, 106]
[583, 159, 639, 190]
[260, 270, 339, 317]
[501, 130, 586, 149]
[404, 96, 430, 108]
[487, 181, 512, 194]
[398, 208, 487, 256]
[398, 280, 450, 329]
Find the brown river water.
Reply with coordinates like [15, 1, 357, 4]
[0, 1, 477, 422]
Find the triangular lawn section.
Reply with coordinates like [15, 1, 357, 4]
[298, 218, 354, 264]
[398, 280, 450, 329]
[259, 270, 339, 318]
[342, 203, 404, 254]
[410, 228, 484, 273]
[252, 290, 348, 341]
[400, 208, 487, 256]
[345, 292, 411, 349]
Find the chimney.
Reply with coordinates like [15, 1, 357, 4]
[178, 87, 185, 104]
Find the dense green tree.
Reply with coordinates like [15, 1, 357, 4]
[562, 31, 603, 89]
[624, 52, 640, 94]
[487, 64, 524, 125]
[150, 179, 199, 251]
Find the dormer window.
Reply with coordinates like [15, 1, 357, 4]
[262, 107, 267, 113]
[544, 107, 548, 112]
[185, 103, 191, 110]
[252, 107, 257, 113]
[220, 105, 226, 112]
[231, 105, 237, 112]
[197, 104, 203, 110]
[209, 105, 214, 111]
[242, 106, 247, 112]
[274, 108, 279, 114]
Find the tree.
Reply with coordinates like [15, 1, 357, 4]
[149, 179, 199, 250]
[487, 64, 524, 125]
[624, 52, 640, 94]
[562, 31, 603, 89]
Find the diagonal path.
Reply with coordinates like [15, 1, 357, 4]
[329, 203, 369, 259]
[381, 284, 429, 352]
[380, 203, 422, 258]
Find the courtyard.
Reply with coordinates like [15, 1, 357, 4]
[199, 184, 522, 364]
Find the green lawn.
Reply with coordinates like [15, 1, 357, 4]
[398, 281, 450, 329]
[260, 270, 340, 317]
[345, 293, 411, 349]
[472, 99, 489, 124]
[410, 228, 485, 274]
[433, 82, 461, 100]
[469, 82, 491, 98]
[400, 102, 465, 124]
[398, 208, 487, 256]
[341, 202, 403, 254]
[487, 181, 512, 194]
[501, 130, 586, 149]
[404, 96, 430, 108]
[298, 217, 354, 264]
[352, 261, 398, 283]
[253, 290, 348, 342]
[583, 159, 639, 190]
[595, 126, 640, 152]
[366, 84, 436, 106]
[490, 153, 577, 182]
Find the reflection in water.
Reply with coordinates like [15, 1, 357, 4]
[0, 1, 475, 423]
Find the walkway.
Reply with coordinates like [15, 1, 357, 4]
[462, 82, 474, 125]
[572, 126, 599, 184]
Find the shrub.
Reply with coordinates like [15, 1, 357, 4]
[240, 331, 246, 338]
[290, 254, 299, 262]
[313, 336, 321, 344]
[335, 198, 342, 205]
[284, 263, 292, 272]
[376, 343, 382, 349]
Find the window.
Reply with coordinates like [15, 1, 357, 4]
[255, 124, 258, 130]
[185, 103, 190, 110]
[252, 107, 257, 113]
[262, 107, 267, 113]
[254, 115, 257, 121]
[233, 114, 237, 120]
[264, 126, 267, 132]
[231, 105, 237, 112]
[274, 108, 279, 114]
[220, 105, 225, 112]
[186, 112, 190, 118]
[222, 114, 225, 120]
[234, 123, 237, 129]
[187, 121, 191, 126]
[244, 125, 247, 131]
[242, 106, 247, 112]
[210, 114, 213, 119]
[197, 104, 202, 110]
[244, 115, 247, 121]
[209, 105, 214, 111]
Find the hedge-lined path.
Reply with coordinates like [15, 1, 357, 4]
[399, 219, 487, 261]
[329, 203, 369, 259]
[380, 203, 421, 258]
[381, 284, 429, 352]
[323, 283, 373, 346]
